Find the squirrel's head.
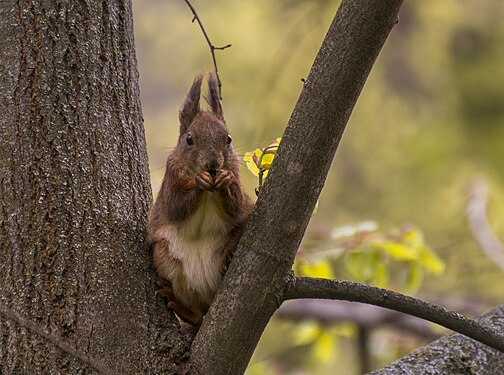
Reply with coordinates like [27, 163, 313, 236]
[176, 73, 238, 176]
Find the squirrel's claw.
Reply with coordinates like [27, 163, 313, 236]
[195, 171, 214, 191]
[214, 169, 233, 190]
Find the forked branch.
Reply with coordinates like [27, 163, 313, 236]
[190, 2, 406, 373]
[285, 277, 504, 353]
[183, 0, 231, 99]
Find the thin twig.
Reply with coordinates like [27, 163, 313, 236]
[285, 277, 504, 353]
[255, 144, 279, 195]
[183, 0, 231, 100]
[0, 304, 119, 375]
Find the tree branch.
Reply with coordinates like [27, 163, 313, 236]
[190, 1, 404, 374]
[0, 304, 119, 375]
[285, 277, 504, 353]
[183, 0, 231, 99]
[467, 178, 504, 272]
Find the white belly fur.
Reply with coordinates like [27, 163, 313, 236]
[170, 192, 232, 299]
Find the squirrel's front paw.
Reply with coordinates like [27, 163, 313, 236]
[195, 171, 214, 191]
[214, 169, 234, 190]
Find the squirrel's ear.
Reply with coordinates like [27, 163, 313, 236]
[207, 73, 224, 120]
[179, 74, 203, 133]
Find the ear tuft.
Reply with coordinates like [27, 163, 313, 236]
[207, 73, 223, 120]
[179, 74, 203, 133]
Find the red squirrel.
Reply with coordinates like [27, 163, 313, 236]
[147, 73, 254, 329]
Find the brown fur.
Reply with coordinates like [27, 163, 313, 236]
[147, 74, 254, 328]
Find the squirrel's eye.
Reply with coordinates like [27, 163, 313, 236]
[227, 135, 232, 145]
[186, 133, 194, 145]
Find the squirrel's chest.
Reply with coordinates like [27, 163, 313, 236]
[170, 193, 232, 294]
[181, 192, 230, 239]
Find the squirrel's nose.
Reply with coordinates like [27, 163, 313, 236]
[205, 161, 219, 177]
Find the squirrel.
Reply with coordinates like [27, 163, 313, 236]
[147, 73, 254, 329]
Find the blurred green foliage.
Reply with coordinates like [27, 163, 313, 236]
[275, 223, 444, 374]
[133, 0, 504, 373]
[291, 220, 445, 290]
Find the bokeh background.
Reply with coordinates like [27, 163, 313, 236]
[132, 0, 504, 373]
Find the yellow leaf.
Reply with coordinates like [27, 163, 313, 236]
[418, 246, 445, 274]
[299, 260, 334, 279]
[312, 199, 319, 217]
[243, 138, 282, 179]
[329, 322, 356, 338]
[243, 149, 263, 177]
[375, 240, 419, 261]
[292, 256, 303, 276]
[259, 152, 275, 170]
[312, 331, 335, 363]
[403, 227, 425, 247]
[293, 321, 320, 345]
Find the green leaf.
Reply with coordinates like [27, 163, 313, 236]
[405, 262, 424, 293]
[344, 249, 377, 281]
[418, 246, 445, 274]
[373, 260, 390, 288]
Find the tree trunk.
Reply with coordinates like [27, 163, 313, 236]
[2, 1, 501, 375]
[371, 304, 504, 374]
[0, 1, 187, 374]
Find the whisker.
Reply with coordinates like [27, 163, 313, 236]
[233, 142, 266, 150]
[234, 141, 265, 147]
[233, 140, 281, 155]
[234, 141, 264, 147]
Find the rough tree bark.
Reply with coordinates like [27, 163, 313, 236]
[372, 304, 504, 374]
[1, 1, 502, 375]
[0, 1, 187, 374]
[190, 1, 404, 374]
